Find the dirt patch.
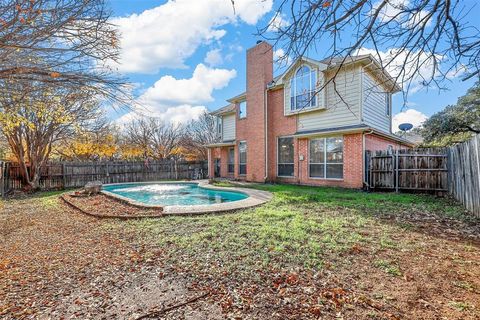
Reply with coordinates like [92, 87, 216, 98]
[0, 195, 219, 319]
[62, 193, 163, 218]
[1, 187, 480, 319]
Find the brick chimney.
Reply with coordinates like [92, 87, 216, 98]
[241, 41, 273, 182]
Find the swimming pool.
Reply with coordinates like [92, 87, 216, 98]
[102, 182, 249, 206]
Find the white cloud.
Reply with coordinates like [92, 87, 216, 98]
[392, 109, 428, 131]
[116, 63, 236, 126]
[374, 0, 431, 27]
[111, 0, 272, 73]
[273, 48, 291, 66]
[267, 13, 289, 32]
[138, 64, 236, 106]
[117, 105, 206, 126]
[204, 49, 223, 67]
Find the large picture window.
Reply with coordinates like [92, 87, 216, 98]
[228, 148, 234, 173]
[277, 137, 294, 177]
[309, 137, 343, 179]
[290, 65, 317, 111]
[239, 141, 247, 175]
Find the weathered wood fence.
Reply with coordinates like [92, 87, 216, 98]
[448, 135, 480, 217]
[367, 134, 480, 217]
[0, 161, 5, 198]
[2, 160, 207, 192]
[367, 148, 449, 193]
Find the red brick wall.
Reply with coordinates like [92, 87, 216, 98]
[266, 87, 297, 181]
[235, 41, 273, 182]
[365, 133, 409, 151]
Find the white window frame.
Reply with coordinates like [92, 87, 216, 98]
[228, 147, 235, 174]
[308, 137, 344, 180]
[238, 141, 247, 176]
[216, 117, 222, 139]
[277, 137, 294, 178]
[239, 100, 247, 119]
[290, 65, 317, 111]
[385, 92, 391, 116]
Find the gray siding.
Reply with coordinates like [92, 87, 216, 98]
[297, 65, 362, 132]
[362, 71, 391, 133]
[222, 113, 236, 141]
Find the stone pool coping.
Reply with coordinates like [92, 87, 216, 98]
[101, 180, 273, 215]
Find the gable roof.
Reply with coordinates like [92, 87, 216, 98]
[211, 53, 401, 115]
[210, 103, 236, 116]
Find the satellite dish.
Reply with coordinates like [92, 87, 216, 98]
[398, 123, 413, 132]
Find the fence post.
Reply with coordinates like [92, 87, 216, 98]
[62, 163, 67, 189]
[0, 162, 4, 198]
[395, 150, 399, 193]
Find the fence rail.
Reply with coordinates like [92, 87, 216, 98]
[448, 135, 480, 217]
[2, 160, 208, 192]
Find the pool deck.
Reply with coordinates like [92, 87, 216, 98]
[101, 180, 273, 216]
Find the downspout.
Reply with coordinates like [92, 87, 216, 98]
[361, 58, 375, 188]
[264, 86, 268, 182]
[363, 129, 374, 188]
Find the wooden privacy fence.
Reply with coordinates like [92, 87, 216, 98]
[2, 160, 208, 192]
[367, 148, 449, 193]
[448, 134, 480, 217]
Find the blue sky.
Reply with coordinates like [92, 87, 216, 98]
[108, 0, 479, 130]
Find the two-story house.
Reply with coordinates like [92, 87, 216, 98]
[206, 41, 413, 188]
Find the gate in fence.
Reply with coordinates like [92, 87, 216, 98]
[366, 148, 449, 193]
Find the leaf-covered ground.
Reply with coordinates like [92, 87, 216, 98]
[1, 184, 479, 319]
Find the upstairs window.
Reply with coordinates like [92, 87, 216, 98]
[216, 117, 222, 137]
[385, 93, 391, 116]
[239, 101, 247, 118]
[290, 65, 317, 111]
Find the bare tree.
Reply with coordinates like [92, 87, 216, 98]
[258, 0, 480, 103]
[184, 111, 219, 160]
[124, 118, 155, 159]
[151, 120, 184, 160]
[0, 82, 101, 190]
[123, 117, 185, 160]
[0, 0, 129, 102]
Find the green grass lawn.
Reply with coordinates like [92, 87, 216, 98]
[114, 182, 471, 280]
[3, 183, 479, 319]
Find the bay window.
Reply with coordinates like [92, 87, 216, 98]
[309, 137, 343, 179]
[277, 137, 294, 177]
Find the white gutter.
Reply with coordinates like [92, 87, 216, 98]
[293, 127, 368, 139]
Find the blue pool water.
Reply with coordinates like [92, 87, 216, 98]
[103, 183, 248, 206]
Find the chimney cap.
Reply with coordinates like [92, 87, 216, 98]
[256, 40, 263, 44]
